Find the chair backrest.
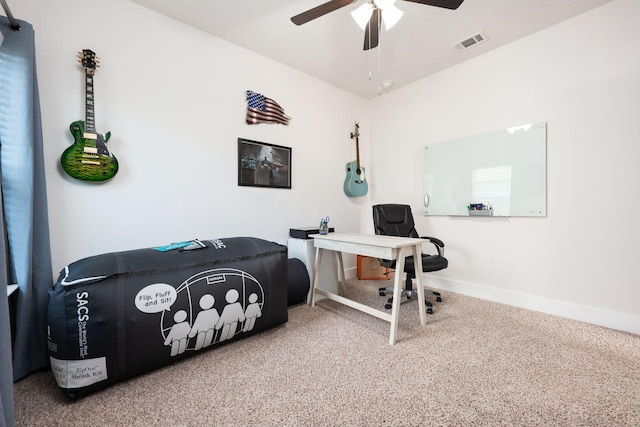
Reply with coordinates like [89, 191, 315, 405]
[372, 204, 419, 239]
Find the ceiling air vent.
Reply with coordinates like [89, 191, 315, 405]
[452, 31, 488, 52]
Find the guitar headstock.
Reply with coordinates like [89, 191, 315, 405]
[350, 122, 360, 139]
[78, 49, 100, 75]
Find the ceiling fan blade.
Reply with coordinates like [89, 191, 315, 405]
[363, 8, 381, 51]
[291, 0, 356, 25]
[401, 0, 464, 10]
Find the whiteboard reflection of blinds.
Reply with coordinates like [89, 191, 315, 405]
[472, 166, 512, 215]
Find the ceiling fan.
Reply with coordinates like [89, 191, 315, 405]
[291, 0, 465, 50]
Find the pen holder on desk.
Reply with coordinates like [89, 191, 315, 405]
[319, 216, 330, 235]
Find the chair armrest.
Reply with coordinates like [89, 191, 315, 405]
[379, 258, 395, 269]
[420, 236, 445, 256]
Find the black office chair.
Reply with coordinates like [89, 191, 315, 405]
[372, 204, 448, 314]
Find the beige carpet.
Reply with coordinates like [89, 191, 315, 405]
[14, 280, 640, 426]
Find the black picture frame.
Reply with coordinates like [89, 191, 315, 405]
[237, 138, 292, 189]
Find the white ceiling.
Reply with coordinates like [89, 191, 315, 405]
[129, 0, 615, 99]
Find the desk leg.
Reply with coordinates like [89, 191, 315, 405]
[309, 247, 324, 308]
[413, 244, 427, 326]
[335, 251, 347, 295]
[388, 247, 409, 345]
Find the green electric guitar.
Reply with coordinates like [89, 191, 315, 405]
[61, 49, 118, 182]
[343, 122, 368, 197]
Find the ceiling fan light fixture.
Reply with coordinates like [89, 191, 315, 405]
[379, 2, 403, 30]
[351, 3, 374, 30]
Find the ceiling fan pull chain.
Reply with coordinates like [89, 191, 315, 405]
[377, 26, 382, 95]
[368, 21, 372, 80]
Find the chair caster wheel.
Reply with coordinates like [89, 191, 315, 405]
[427, 308, 433, 314]
[379, 291, 386, 297]
[431, 291, 442, 302]
[385, 303, 392, 309]
[425, 301, 433, 308]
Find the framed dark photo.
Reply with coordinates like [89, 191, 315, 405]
[238, 138, 292, 189]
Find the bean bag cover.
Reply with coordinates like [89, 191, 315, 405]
[47, 237, 288, 399]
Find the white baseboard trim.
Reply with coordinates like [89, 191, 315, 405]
[425, 276, 640, 336]
[345, 266, 357, 279]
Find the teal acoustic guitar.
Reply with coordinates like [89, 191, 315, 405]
[343, 122, 368, 197]
[61, 49, 118, 182]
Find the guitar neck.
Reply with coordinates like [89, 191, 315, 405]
[351, 123, 361, 170]
[84, 71, 97, 135]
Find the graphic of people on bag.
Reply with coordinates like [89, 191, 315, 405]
[215, 289, 246, 342]
[156, 268, 265, 356]
[243, 293, 262, 332]
[188, 294, 220, 350]
[163, 310, 191, 356]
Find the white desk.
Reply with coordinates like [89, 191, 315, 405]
[309, 232, 427, 345]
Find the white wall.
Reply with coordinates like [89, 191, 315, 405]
[368, 0, 640, 333]
[13, 0, 370, 275]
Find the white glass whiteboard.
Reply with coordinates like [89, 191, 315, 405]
[423, 122, 546, 217]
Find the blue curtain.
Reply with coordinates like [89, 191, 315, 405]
[0, 13, 53, 397]
[0, 184, 14, 427]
